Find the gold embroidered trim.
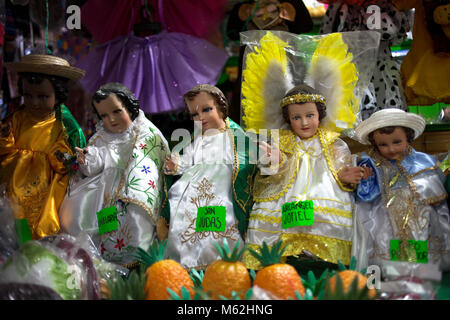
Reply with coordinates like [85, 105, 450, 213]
[253, 161, 299, 203]
[119, 197, 156, 225]
[409, 163, 440, 179]
[422, 193, 448, 205]
[180, 177, 240, 245]
[315, 206, 352, 218]
[278, 130, 297, 154]
[185, 265, 209, 272]
[250, 205, 352, 219]
[250, 213, 281, 224]
[122, 261, 141, 269]
[242, 233, 352, 269]
[228, 118, 252, 213]
[249, 213, 352, 228]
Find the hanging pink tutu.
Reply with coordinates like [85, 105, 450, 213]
[76, 31, 229, 114]
[81, 0, 226, 44]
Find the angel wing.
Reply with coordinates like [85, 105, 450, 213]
[241, 32, 293, 131]
[305, 33, 360, 132]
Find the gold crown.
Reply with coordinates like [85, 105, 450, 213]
[280, 93, 326, 108]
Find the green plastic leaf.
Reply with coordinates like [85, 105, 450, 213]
[249, 269, 256, 283]
[189, 269, 204, 289]
[244, 288, 253, 300]
[349, 256, 357, 271]
[337, 260, 347, 271]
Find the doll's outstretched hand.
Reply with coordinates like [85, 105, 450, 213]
[361, 164, 373, 180]
[75, 147, 88, 164]
[164, 155, 176, 175]
[259, 141, 283, 166]
[338, 166, 367, 185]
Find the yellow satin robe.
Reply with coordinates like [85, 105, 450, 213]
[0, 108, 72, 239]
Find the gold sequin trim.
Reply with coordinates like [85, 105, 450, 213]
[280, 94, 326, 108]
[409, 163, 440, 179]
[243, 233, 352, 269]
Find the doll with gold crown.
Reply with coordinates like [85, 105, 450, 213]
[0, 54, 86, 240]
[239, 30, 380, 275]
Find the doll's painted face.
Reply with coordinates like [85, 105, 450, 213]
[372, 127, 409, 161]
[288, 102, 320, 139]
[22, 78, 56, 120]
[94, 94, 133, 133]
[186, 91, 226, 134]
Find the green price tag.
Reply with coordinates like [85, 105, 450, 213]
[390, 239, 428, 264]
[14, 219, 32, 246]
[97, 206, 118, 235]
[196, 206, 226, 232]
[282, 200, 314, 229]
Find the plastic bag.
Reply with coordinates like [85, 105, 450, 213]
[0, 185, 19, 265]
[239, 30, 380, 135]
[0, 232, 127, 300]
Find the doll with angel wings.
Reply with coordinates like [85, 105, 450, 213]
[239, 30, 380, 274]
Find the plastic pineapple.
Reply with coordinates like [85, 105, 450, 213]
[248, 240, 305, 300]
[136, 239, 194, 300]
[202, 239, 251, 300]
[324, 257, 377, 300]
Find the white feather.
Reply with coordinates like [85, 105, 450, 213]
[305, 57, 343, 129]
[263, 61, 293, 130]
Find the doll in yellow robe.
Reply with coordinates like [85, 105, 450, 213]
[0, 54, 86, 239]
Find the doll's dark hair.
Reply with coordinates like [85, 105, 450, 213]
[281, 84, 327, 124]
[91, 83, 140, 121]
[368, 126, 415, 147]
[18, 72, 69, 106]
[183, 84, 228, 120]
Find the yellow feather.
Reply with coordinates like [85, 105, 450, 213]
[241, 32, 289, 132]
[310, 33, 360, 132]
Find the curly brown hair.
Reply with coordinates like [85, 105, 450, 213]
[368, 126, 415, 149]
[183, 84, 228, 120]
[281, 84, 327, 125]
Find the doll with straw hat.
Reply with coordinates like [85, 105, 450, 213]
[352, 108, 450, 279]
[0, 54, 86, 240]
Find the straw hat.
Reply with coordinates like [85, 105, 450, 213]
[5, 54, 85, 80]
[355, 109, 426, 145]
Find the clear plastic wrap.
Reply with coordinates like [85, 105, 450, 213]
[0, 185, 19, 265]
[0, 232, 128, 300]
[239, 30, 381, 136]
